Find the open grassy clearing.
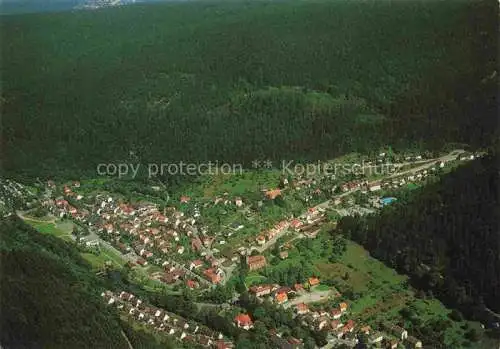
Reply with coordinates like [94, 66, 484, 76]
[81, 252, 111, 269]
[200, 171, 283, 198]
[25, 220, 74, 242]
[24, 217, 127, 270]
[100, 245, 127, 267]
[340, 241, 407, 287]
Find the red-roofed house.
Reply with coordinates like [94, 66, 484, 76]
[189, 259, 203, 270]
[249, 285, 272, 297]
[290, 219, 303, 230]
[275, 292, 288, 304]
[342, 319, 355, 334]
[137, 258, 147, 266]
[265, 189, 281, 200]
[360, 325, 371, 335]
[203, 268, 221, 284]
[288, 337, 302, 346]
[216, 340, 234, 349]
[308, 277, 320, 287]
[234, 314, 253, 330]
[256, 235, 266, 245]
[246, 255, 267, 271]
[55, 199, 68, 207]
[331, 309, 342, 320]
[205, 255, 218, 268]
[202, 236, 215, 248]
[198, 336, 213, 347]
[191, 237, 203, 252]
[339, 302, 348, 313]
[295, 303, 309, 315]
[180, 195, 191, 203]
[294, 283, 305, 293]
[186, 280, 198, 289]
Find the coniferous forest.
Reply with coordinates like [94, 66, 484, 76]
[1, 0, 498, 180]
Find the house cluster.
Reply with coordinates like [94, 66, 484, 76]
[340, 180, 365, 193]
[339, 180, 383, 193]
[254, 220, 290, 246]
[248, 277, 322, 305]
[210, 193, 244, 208]
[290, 207, 327, 239]
[268, 328, 304, 349]
[102, 290, 233, 348]
[285, 174, 334, 205]
[296, 301, 356, 340]
[48, 197, 89, 221]
[246, 255, 267, 271]
[44, 182, 226, 286]
[93, 199, 196, 259]
[233, 313, 305, 348]
[42, 181, 89, 220]
[149, 247, 223, 286]
[373, 157, 468, 193]
[249, 283, 294, 304]
[160, 263, 187, 283]
[380, 323, 423, 349]
[378, 169, 434, 191]
[294, 299, 422, 349]
[0, 178, 36, 214]
[335, 160, 449, 200]
[247, 206, 327, 257]
[457, 153, 479, 161]
[234, 313, 254, 330]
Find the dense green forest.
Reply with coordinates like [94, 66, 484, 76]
[338, 153, 500, 326]
[1, 0, 497, 180]
[0, 217, 129, 349]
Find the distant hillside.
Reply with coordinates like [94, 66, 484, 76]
[0, 217, 129, 349]
[1, 0, 497, 179]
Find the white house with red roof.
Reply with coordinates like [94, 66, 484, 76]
[234, 314, 253, 330]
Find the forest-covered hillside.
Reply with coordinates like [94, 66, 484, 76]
[339, 153, 500, 323]
[0, 217, 129, 349]
[1, 0, 497, 179]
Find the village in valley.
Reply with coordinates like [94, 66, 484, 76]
[1, 148, 485, 349]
